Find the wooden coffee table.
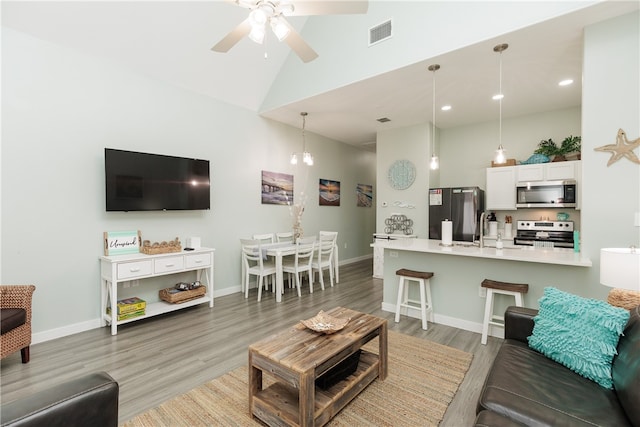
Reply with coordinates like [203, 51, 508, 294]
[248, 307, 388, 427]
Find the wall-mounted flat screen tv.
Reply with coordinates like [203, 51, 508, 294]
[105, 148, 210, 211]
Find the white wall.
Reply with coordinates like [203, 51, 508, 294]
[1, 28, 376, 340]
[582, 11, 640, 268]
[376, 122, 431, 237]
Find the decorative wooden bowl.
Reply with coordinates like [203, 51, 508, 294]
[301, 310, 350, 334]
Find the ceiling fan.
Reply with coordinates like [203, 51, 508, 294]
[211, 0, 368, 63]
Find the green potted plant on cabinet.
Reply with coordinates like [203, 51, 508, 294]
[534, 135, 581, 161]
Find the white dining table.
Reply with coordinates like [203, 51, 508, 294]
[261, 241, 340, 302]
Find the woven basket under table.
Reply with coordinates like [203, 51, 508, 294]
[159, 286, 206, 304]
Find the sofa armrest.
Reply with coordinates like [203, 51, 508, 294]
[0, 371, 118, 427]
[504, 306, 538, 344]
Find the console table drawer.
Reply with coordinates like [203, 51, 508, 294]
[185, 253, 212, 269]
[154, 256, 184, 273]
[117, 260, 153, 279]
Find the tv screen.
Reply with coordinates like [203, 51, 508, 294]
[105, 148, 210, 211]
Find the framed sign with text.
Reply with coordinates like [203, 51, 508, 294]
[104, 230, 142, 256]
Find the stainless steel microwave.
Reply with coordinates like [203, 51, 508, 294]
[516, 180, 577, 208]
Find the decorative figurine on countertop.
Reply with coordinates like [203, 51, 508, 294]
[141, 237, 182, 255]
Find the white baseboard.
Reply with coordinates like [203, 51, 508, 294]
[32, 318, 103, 345]
[380, 302, 505, 339]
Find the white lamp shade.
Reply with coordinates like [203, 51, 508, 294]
[600, 248, 640, 291]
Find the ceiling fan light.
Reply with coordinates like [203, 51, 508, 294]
[249, 8, 268, 26]
[248, 24, 266, 44]
[271, 17, 290, 41]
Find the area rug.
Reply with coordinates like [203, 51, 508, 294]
[122, 331, 473, 426]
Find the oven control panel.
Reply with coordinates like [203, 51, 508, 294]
[516, 220, 574, 232]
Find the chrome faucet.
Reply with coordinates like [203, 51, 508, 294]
[478, 211, 487, 248]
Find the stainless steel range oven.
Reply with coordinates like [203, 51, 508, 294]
[514, 220, 575, 248]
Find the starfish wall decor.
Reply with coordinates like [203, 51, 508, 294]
[594, 128, 640, 166]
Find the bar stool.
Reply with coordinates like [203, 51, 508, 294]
[394, 269, 434, 330]
[481, 279, 529, 345]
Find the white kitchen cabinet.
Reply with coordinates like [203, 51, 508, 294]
[486, 166, 516, 210]
[546, 161, 579, 180]
[516, 164, 544, 182]
[516, 160, 580, 182]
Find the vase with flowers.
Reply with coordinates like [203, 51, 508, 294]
[289, 192, 307, 242]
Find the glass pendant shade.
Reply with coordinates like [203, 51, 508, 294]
[430, 154, 439, 170]
[495, 144, 506, 164]
[291, 112, 313, 166]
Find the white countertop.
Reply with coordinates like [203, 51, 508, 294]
[373, 238, 592, 267]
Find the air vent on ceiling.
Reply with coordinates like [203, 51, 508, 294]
[377, 117, 391, 123]
[369, 19, 393, 46]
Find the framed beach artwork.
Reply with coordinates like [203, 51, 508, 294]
[261, 170, 293, 205]
[319, 179, 340, 206]
[356, 184, 373, 207]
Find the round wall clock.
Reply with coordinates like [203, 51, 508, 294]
[387, 160, 416, 190]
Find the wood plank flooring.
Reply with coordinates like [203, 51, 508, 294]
[0, 260, 502, 425]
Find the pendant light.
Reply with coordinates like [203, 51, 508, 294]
[493, 43, 508, 164]
[290, 112, 314, 166]
[428, 64, 440, 170]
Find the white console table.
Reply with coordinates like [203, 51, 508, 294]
[100, 248, 215, 335]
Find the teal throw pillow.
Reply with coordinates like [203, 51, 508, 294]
[528, 287, 630, 389]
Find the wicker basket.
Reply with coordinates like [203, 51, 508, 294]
[159, 286, 206, 304]
[607, 288, 640, 310]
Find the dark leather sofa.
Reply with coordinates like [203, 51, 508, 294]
[0, 371, 119, 427]
[476, 305, 639, 426]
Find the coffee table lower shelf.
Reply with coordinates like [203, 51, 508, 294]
[252, 350, 379, 427]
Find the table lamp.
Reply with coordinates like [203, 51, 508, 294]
[600, 247, 640, 309]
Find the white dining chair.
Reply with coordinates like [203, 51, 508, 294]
[311, 233, 337, 290]
[253, 233, 275, 245]
[282, 236, 316, 296]
[252, 233, 276, 290]
[240, 238, 276, 301]
[276, 232, 294, 243]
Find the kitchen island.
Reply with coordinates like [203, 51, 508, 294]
[376, 238, 593, 340]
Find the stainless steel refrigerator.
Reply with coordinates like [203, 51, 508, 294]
[429, 187, 485, 242]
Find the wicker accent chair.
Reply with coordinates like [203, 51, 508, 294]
[1, 285, 36, 363]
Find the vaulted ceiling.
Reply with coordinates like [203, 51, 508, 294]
[3, 1, 638, 151]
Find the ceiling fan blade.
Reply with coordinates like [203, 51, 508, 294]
[281, 20, 318, 63]
[211, 18, 252, 52]
[286, 0, 368, 16]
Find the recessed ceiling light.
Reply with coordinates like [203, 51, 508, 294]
[558, 79, 574, 86]
[441, 105, 452, 111]
[492, 94, 504, 100]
